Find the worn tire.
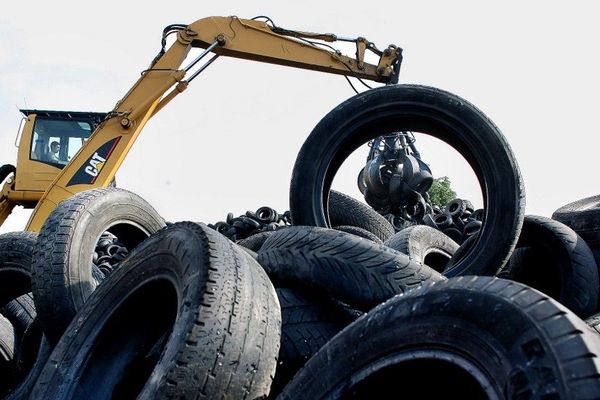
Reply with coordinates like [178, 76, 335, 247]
[502, 215, 599, 318]
[587, 313, 600, 335]
[0, 313, 16, 395]
[237, 230, 276, 252]
[257, 226, 445, 311]
[552, 194, 600, 250]
[5, 334, 51, 400]
[328, 190, 394, 242]
[333, 225, 383, 244]
[31, 187, 166, 344]
[384, 225, 458, 273]
[0, 313, 15, 363]
[271, 287, 358, 397]
[0, 232, 36, 308]
[279, 276, 600, 400]
[290, 85, 524, 277]
[30, 222, 281, 400]
[1, 293, 36, 339]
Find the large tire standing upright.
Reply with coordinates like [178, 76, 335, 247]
[31, 187, 166, 344]
[30, 222, 281, 400]
[290, 85, 525, 277]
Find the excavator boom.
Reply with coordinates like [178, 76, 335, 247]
[25, 16, 401, 231]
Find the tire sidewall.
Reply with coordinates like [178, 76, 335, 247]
[31, 225, 206, 399]
[290, 85, 524, 276]
[63, 189, 165, 308]
[281, 279, 574, 399]
[0, 232, 36, 306]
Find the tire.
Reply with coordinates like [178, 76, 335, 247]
[446, 198, 466, 218]
[30, 222, 281, 400]
[289, 85, 524, 277]
[384, 225, 458, 273]
[237, 230, 276, 252]
[257, 226, 445, 311]
[5, 335, 51, 400]
[446, 233, 477, 273]
[1, 293, 36, 369]
[1, 293, 36, 340]
[433, 212, 452, 230]
[552, 194, 600, 249]
[586, 313, 600, 335]
[271, 287, 358, 397]
[463, 220, 482, 237]
[0, 313, 15, 363]
[0, 231, 38, 397]
[422, 213, 437, 229]
[278, 276, 600, 400]
[0, 164, 16, 184]
[441, 227, 463, 244]
[502, 215, 599, 318]
[0, 313, 17, 396]
[14, 316, 43, 375]
[328, 190, 394, 242]
[333, 225, 383, 244]
[0, 232, 36, 307]
[31, 187, 166, 344]
[239, 245, 259, 260]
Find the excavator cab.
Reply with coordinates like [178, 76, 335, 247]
[2, 110, 106, 209]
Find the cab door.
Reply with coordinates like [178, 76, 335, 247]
[15, 114, 94, 193]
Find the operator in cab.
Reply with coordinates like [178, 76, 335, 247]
[49, 141, 61, 163]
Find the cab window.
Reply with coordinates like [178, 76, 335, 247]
[30, 118, 93, 167]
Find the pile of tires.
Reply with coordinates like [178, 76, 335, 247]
[0, 200, 282, 399]
[1, 84, 600, 399]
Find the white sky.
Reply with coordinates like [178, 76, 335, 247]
[1, 1, 599, 233]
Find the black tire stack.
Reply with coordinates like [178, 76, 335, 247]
[1, 84, 600, 399]
[1, 189, 285, 399]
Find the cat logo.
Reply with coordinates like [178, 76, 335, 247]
[85, 152, 107, 177]
[67, 137, 121, 187]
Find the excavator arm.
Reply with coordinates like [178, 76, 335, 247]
[25, 16, 402, 231]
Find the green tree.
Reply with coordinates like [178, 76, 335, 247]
[428, 176, 456, 208]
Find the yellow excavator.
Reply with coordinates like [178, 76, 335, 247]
[0, 16, 401, 232]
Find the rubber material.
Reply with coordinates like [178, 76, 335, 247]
[1, 293, 36, 341]
[31, 187, 166, 344]
[333, 225, 383, 244]
[502, 215, 599, 318]
[1, 293, 36, 370]
[271, 287, 358, 397]
[5, 335, 51, 400]
[0, 232, 36, 307]
[0, 313, 15, 363]
[587, 313, 600, 335]
[0, 313, 16, 395]
[237, 230, 276, 252]
[552, 194, 600, 249]
[289, 85, 524, 277]
[328, 190, 394, 242]
[384, 225, 458, 273]
[278, 276, 600, 400]
[257, 226, 445, 311]
[30, 222, 281, 400]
